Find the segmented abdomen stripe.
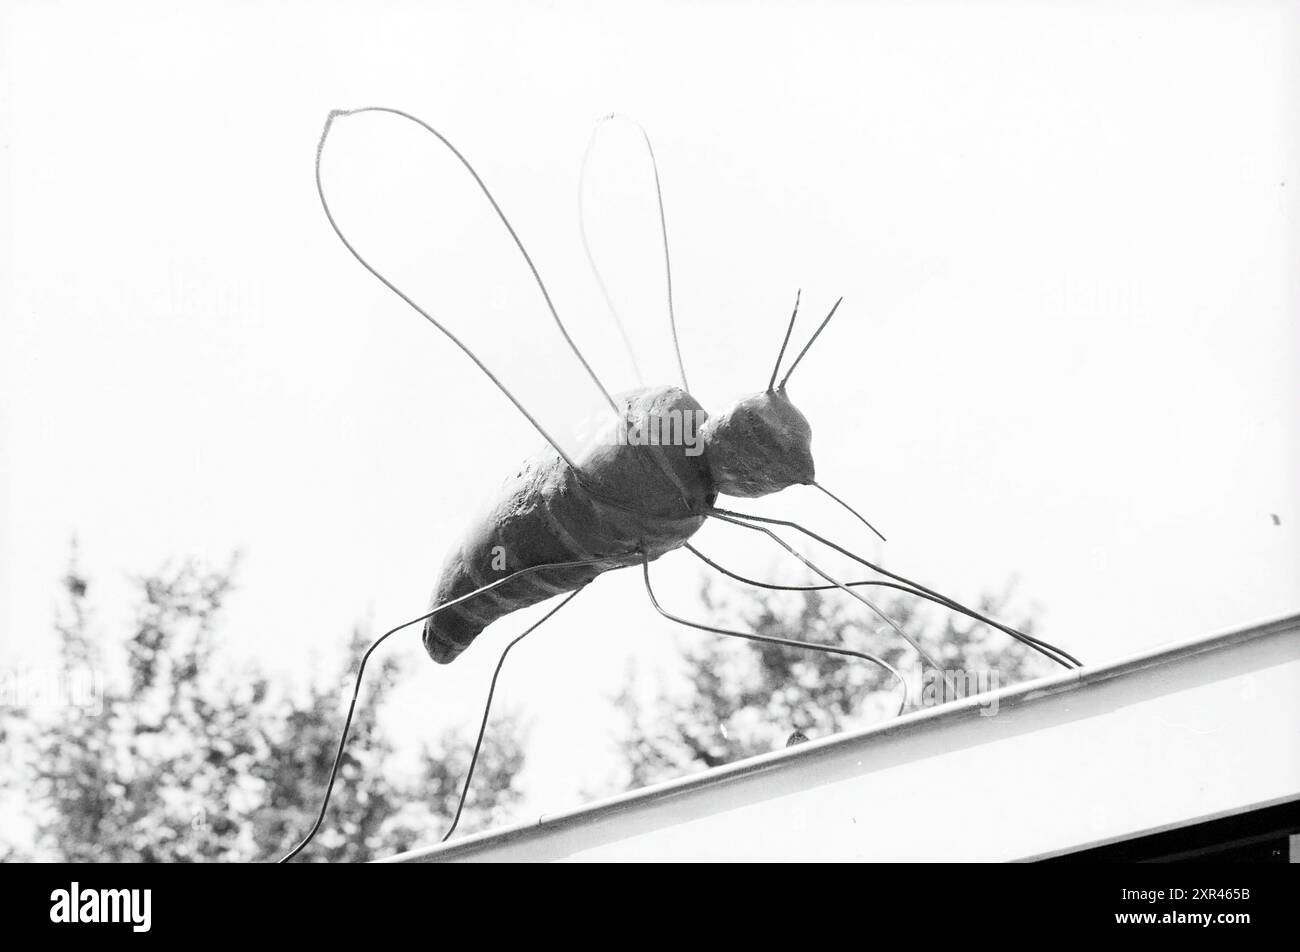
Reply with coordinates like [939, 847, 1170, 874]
[515, 569, 574, 600]
[447, 592, 497, 629]
[459, 559, 516, 617]
[437, 500, 598, 634]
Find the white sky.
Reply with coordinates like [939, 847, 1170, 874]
[2, 0, 1298, 817]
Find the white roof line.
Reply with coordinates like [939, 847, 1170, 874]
[379, 609, 1300, 863]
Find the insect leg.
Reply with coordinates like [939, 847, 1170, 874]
[688, 541, 906, 594]
[278, 555, 611, 863]
[685, 543, 1075, 670]
[706, 510, 946, 671]
[440, 586, 585, 844]
[710, 506, 1081, 669]
[641, 556, 907, 718]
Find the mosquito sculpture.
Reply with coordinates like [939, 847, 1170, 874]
[279, 108, 1080, 862]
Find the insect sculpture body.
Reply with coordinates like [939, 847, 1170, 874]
[283, 106, 1081, 861]
[425, 385, 813, 662]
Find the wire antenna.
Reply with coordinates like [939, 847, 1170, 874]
[317, 107, 621, 473]
[778, 296, 843, 390]
[579, 114, 689, 391]
[766, 289, 801, 392]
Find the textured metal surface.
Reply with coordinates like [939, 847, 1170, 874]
[380, 611, 1300, 863]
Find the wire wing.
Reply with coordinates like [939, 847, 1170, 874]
[578, 114, 691, 396]
[316, 107, 622, 470]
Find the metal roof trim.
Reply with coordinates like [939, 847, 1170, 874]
[379, 609, 1300, 863]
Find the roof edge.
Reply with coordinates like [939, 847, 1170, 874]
[379, 608, 1300, 863]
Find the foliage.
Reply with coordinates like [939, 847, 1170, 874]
[3, 556, 526, 862]
[612, 576, 1046, 789]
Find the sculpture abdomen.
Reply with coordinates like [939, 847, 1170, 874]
[423, 386, 713, 663]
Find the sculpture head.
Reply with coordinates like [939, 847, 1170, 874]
[701, 389, 814, 497]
